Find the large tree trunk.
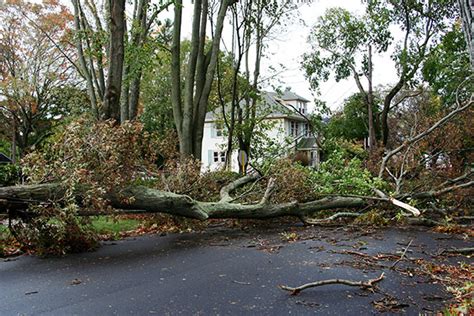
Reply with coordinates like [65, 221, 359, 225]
[170, 0, 231, 158]
[458, 0, 474, 68]
[102, 0, 126, 121]
[367, 45, 376, 149]
[0, 183, 365, 221]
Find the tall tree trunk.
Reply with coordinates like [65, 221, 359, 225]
[128, 0, 149, 121]
[102, 0, 126, 122]
[72, 0, 98, 117]
[120, 65, 130, 123]
[457, 0, 474, 68]
[170, 0, 231, 159]
[367, 45, 376, 149]
[193, 0, 231, 160]
[11, 118, 17, 164]
[170, 0, 184, 154]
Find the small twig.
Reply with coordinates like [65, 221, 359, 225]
[391, 239, 413, 269]
[279, 273, 385, 295]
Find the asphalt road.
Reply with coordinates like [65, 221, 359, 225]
[1, 224, 472, 315]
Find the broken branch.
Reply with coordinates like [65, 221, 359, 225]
[279, 273, 385, 295]
[391, 239, 413, 269]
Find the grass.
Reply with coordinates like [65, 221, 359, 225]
[90, 216, 142, 235]
[0, 216, 143, 256]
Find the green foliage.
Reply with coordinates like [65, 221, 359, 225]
[327, 93, 380, 141]
[309, 142, 385, 196]
[422, 25, 473, 105]
[0, 164, 19, 186]
[302, 6, 391, 92]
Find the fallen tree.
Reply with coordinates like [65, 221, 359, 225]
[1, 172, 472, 224]
[0, 179, 366, 222]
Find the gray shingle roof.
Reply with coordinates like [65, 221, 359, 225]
[271, 90, 311, 103]
[205, 91, 310, 122]
[297, 137, 317, 150]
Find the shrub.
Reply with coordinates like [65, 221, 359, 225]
[0, 164, 19, 186]
[309, 145, 386, 196]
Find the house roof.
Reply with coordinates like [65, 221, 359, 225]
[271, 90, 311, 103]
[205, 91, 310, 122]
[0, 153, 12, 164]
[297, 137, 318, 150]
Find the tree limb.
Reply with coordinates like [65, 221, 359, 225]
[279, 273, 385, 295]
[379, 95, 474, 178]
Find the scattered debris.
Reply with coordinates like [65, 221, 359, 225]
[70, 278, 82, 285]
[372, 294, 409, 312]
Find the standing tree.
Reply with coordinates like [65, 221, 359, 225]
[302, 7, 391, 150]
[368, 0, 456, 147]
[170, 0, 234, 158]
[0, 1, 78, 160]
[303, 1, 456, 149]
[216, 0, 296, 171]
[71, 0, 171, 122]
[457, 0, 474, 67]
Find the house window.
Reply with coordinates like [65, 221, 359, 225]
[213, 151, 226, 163]
[290, 121, 299, 137]
[214, 123, 223, 137]
[303, 123, 309, 136]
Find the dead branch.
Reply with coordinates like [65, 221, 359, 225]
[374, 189, 421, 216]
[379, 96, 473, 178]
[279, 273, 385, 295]
[390, 239, 413, 269]
[410, 180, 474, 200]
[260, 178, 276, 204]
[301, 212, 361, 225]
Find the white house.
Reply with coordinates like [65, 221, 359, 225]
[201, 89, 320, 172]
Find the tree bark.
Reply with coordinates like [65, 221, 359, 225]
[0, 183, 365, 221]
[72, 0, 99, 117]
[102, 0, 126, 121]
[367, 45, 376, 149]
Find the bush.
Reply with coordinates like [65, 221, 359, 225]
[0, 164, 19, 186]
[309, 145, 386, 196]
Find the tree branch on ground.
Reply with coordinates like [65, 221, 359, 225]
[279, 273, 385, 295]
